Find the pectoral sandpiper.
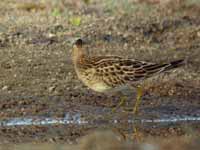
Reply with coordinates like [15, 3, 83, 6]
[72, 38, 184, 114]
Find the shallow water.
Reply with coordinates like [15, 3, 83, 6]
[1, 112, 200, 127]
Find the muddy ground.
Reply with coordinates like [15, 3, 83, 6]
[0, 0, 200, 145]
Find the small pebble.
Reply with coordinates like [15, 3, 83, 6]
[2, 85, 9, 91]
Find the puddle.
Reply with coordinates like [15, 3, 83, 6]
[0, 95, 199, 129]
[0, 113, 86, 127]
[0, 113, 200, 127]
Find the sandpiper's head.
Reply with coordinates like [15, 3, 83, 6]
[73, 38, 83, 49]
[75, 38, 83, 47]
[72, 38, 85, 64]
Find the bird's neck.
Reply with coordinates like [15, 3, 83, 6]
[72, 46, 87, 66]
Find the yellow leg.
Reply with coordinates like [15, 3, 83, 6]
[133, 86, 143, 114]
[112, 96, 126, 113]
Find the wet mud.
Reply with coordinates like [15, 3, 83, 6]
[0, 0, 200, 144]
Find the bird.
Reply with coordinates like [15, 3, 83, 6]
[71, 38, 184, 114]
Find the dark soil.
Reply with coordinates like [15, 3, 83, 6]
[0, 0, 199, 144]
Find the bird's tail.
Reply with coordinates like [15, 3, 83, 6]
[142, 59, 185, 77]
[162, 59, 185, 72]
[121, 59, 184, 82]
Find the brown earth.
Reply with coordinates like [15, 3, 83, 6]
[0, 0, 199, 145]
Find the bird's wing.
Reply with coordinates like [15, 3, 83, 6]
[92, 58, 180, 86]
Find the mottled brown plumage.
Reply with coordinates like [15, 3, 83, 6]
[72, 38, 184, 93]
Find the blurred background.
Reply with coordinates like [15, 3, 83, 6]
[0, 0, 200, 149]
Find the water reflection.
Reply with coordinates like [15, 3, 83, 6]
[0, 113, 200, 127]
